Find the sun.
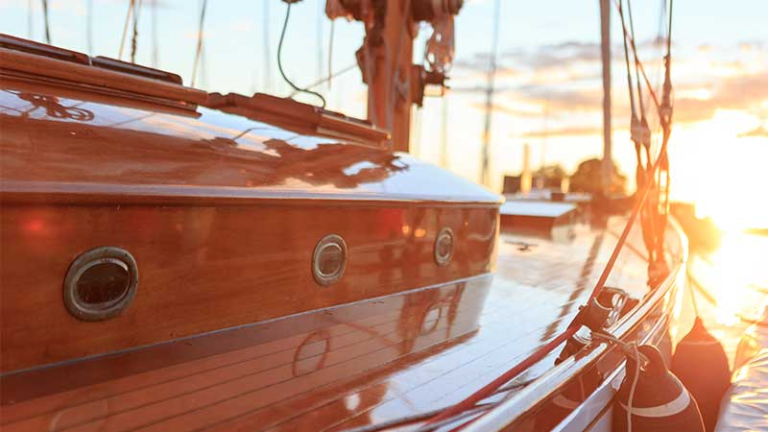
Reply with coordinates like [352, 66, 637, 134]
[676, 113, 768, 232]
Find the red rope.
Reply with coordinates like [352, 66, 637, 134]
[423, 4, 674, 427]
[425, 174, 659, 428]
[613, 0, 661, 113]
[425, 120, 673, 432]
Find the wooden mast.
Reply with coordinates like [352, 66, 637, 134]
[366, 0, 415, 152]
[347, 0, 462, 152]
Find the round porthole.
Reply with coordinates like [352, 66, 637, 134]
[434, 228, 454, 267]
[312, 234, 347, 286]
[63, 247, 138, 321]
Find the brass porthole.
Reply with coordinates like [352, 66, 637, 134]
[434, 228, 454, 267]
[63, 247, 138, 321]
[312, 235, 347, 286]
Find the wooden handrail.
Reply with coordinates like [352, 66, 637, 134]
[206, 92, 391, 148]
[0, 47, 207, 105]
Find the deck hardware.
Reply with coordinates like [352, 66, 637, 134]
[572, 296, 613, 332]
[597, 287, 630, 328]
[63, 247, 138, 321]
[312, 234, 347, 286]
[434, 228, 454, 266]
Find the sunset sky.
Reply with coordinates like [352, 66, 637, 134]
[2, 0, 767, 227]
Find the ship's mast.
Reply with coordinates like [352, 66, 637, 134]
[331, 0, 462, 152]
[367, 0, 415, 151]
[599, 0, 613, 193]
[480, 0, 501, 186]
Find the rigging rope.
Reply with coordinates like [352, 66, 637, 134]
[118, 0, 134, 60]
[654, 0, 674, 274]
[289, 63, 357, 97]
[328, 20, 336, 89]
[619, 0, 659, 271]
[617, 0, 676, 282]
[480, 0, 502, 186]
[424, 2, 676, 429]
[190, 0, 208, 88]
[41, 0, 51, 44]
[277, 3, 327, 108]
[619, 0, 637, 123]
[648, 0, 668, 120]
[130, 0, 143, 63]
[626, 0, 653, 176]
[427, 165, 668, 431]
[627, 0, 647, 123]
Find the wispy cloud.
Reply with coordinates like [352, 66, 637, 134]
[675, 73, 768, 123]
[738, 125, 768, 138]
[454, 39, 768, 138]
[502, 41, 606, 70]
[467, 101, 542, 118]
[517, 126, 602, 138]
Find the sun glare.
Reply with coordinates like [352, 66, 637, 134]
[679, 113, 768, 232]
[700, 232, 768, 325]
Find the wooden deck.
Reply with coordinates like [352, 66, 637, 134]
[0, 218, 683, 432]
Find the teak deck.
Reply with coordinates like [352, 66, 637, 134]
[0, 221, 680, 432]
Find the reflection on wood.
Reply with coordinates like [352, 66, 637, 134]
[0, 82, 499, 372]
[1, 277, 490, 432]
[1, 218, 683, 432]
[0, 202, 496, 372]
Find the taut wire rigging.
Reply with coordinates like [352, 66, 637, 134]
[190, 0, 208, 88]
[419, 1, 678, 429]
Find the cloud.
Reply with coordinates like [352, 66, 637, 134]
[517, 126, 603, 138]
[453, 39, 768, 137]
[513, 85, 602, 111]
[467, 102, 542, 118]
[502, 41, 605, 70]
[675, 73, 768, 123]
[450, 84, 515, 94]
[738, 125, 768, 138]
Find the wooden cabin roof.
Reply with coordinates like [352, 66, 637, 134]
[0, 76, 499, 207]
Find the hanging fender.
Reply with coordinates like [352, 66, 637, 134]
[613, 344, 705, 432]
[672, 317, 731, 432]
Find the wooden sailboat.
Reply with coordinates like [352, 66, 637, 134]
[1, 1, 687, 430]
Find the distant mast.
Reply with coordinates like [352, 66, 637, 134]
[599, 0, 613, 194]
[480, 0, 502, 187]
[521, 143, 532, 195]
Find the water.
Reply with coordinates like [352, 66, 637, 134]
[678, 231, 768, 369]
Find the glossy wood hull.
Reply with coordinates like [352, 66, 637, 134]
[1, 202, 496, 372]
[1, 57, 500, 373]
[1, 276, 492, 431]
[1, 218, 686, 432]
